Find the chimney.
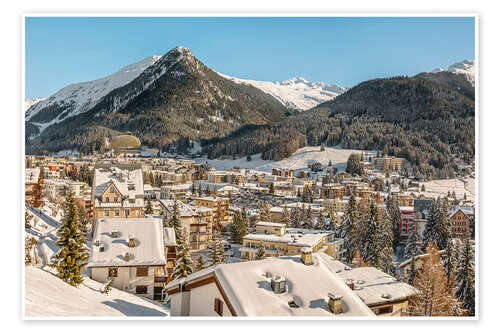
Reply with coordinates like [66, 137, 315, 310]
[270, 275, 286, 294]
[327, 293, 343, 314]
[300, 247, 313, 265]
[124, 252, 131, 262]
[128, 235, 136, 248]
[345, 279, 355, 290]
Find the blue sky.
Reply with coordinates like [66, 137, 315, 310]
[25, 17, 475, 98]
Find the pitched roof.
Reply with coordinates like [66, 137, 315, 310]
[88, 217, 165, 268]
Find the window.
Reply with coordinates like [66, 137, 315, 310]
[136, 285, 148, 294]
[110, 187, 115, 193]
[125, 209, 130, 217]
[372, 306, 393, 315]
[214, 298, 224, 316]
[104, 209, 109, 217]
[108, 267, 118, 277]
[115, 209, 120, 216]
[114, 197, 118, 203]
[136, 267, 149, 277]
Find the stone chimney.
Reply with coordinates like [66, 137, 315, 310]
[128, 235, 136, 247]
[328, 293, 343, 314]
[300, 247, 313, 265]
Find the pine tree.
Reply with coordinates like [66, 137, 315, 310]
[443, 239, 459, 289]
[404, 226, 423, 259]
[269, 182, 275, 194]
[255, 242, 266, 260]
[379, 210, 395, 272]
[210, 230, 225, 265]
[386, 194, 402, 251]
[281, 205, 291, 227]
[230, 211, 247, 244]
[407, 255, 417, 285]
[100, 276, 115, 295]
[455, 232, 475, 316]
[362, 201, 381, 268]
[258, 202, 271, 222]
[340, 196, 361, 263]
[50, 191, 88, 286]
[169, 201, 182, 240]
[171, 229, 194, 279]
[408, 241, 455, 316]
[435, 197, 451, 249]
[76, 204, 89, 237]
[194, 255, 206, 272]
[145, 197, 153, 214]
[422, 199, 439, 252]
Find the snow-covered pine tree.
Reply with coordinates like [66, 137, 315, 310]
[241, 207, 250, 234]
[255, 242, 266, 260]
[76, 204, 89, 238]
[422, 198, 439, 252]
[145, 197, 153, 214]
[404, 225, 423, 260]
[169, 201, 182, 239]
[435, 197, 451, 249]
[362, 201, 381, 268]
[407, 255, 417, 285]
[408, 241, 453, 316]
[230, 211, 247, 244]
[50, 191, 88, 286]
[258, 202, 271, 222]
[281, 205, 291, 227]
[171, 229, 194, 279]
[455, 232, 475, 316]
[379, 210, 395, 273]
[443, 239, 459, 290]
[210, 230, 225, 265]
[194, 254, 206, 272]
[341, 195, 361, 263]
[386, 194, 402, 251]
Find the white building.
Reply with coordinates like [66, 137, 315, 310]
[43, 178, 87, 200]
[88, 217, 167, 300]
[165, 252, 376, 317]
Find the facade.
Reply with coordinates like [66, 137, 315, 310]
[449, 208, 472, 240]
[194, 197, 229, 229]
[43, 178, 87, 200]
[320, 184, 346, 199]
[399, 206, 415, 238]
[239, 223, 333, 260]
[88, 218, 167, 300]
[25, 168, 43, 207]
[160, 183, 192, 202]
[92, 166, 145, 231]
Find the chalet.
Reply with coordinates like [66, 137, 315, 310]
[449, 207, 473, 239]
[92, 166, 145, 231]
[88, 217, 167, 300]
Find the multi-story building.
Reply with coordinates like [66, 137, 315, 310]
[160, 183, 192, 202]
[194, 197, 229, 229]
[399, 206, 415, 238]
[25, 168, 43, 207]
[239, 222, 334, 260]
[92, 166, 145, 231]
[43, 178, 87, 200]
[320, 183, 346, 199]
[449, 207, 473, 240]
[88, 217, 168, 300]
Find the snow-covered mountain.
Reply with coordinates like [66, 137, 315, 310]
[26, 55, 162, 133]
[218, 74, 348, 111]
[431, 59, 475, 86]
[24, 97, 46, 112]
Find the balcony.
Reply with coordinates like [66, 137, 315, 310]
[154, 276, 167, 283]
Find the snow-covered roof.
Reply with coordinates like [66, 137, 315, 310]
[334, 264, 417, 306]
[167, 253, 374, 316]
[163, 227, 177, 246]
[159, 199, 198, 217]
[244, 228, 331, 247]
[256, 222, 286, 228]
[93, 167, 144, 207]
[25, 168, 40, 184]
[88, 217, 165, 268]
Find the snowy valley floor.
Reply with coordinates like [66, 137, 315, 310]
[25, 266, 170, 317]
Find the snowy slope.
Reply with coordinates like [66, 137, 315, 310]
[219, 74, 347, 111]
[26, 55, 162, 131]
[25, 266, 169, 317]
[431, 59, 475, 86]
[24, 97, 46, 112]
[195, 146, 368, 172]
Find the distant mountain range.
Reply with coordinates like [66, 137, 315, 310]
[431, 59, 475, 86]
[218, 74, 347, 111]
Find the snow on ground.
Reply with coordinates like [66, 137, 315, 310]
[25, 266, 169, 317]
[196, 146, 368, 173]
[420, 177, 475, 201]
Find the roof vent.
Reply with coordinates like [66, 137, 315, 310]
[94, 239, 101, 246]
[265, 272, 273, 278]
[381, 293, 391, 300]
[270, 275, 286, 294]
[328, 293, 343, 314]
[110, 230, 119, 238]
[98, 245, 105, 253]
[288, 300, 300, 309]
[345, 279, 355, 290]
[124, 252, 131, 262]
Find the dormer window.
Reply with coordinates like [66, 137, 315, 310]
[110, 187, 115, 193]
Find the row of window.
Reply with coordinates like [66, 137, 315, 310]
[108, 266, 149, 278]
[104, 209, 139, 217]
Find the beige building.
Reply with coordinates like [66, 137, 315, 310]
[239, 222, 333, 261]
[92, 167, 145, 231]
[194, 197, 229, 230]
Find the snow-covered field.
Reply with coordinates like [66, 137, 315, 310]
[420, 177, 476, 201]
[25, 266, 169, 317]
[196, 146, 368, 173]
